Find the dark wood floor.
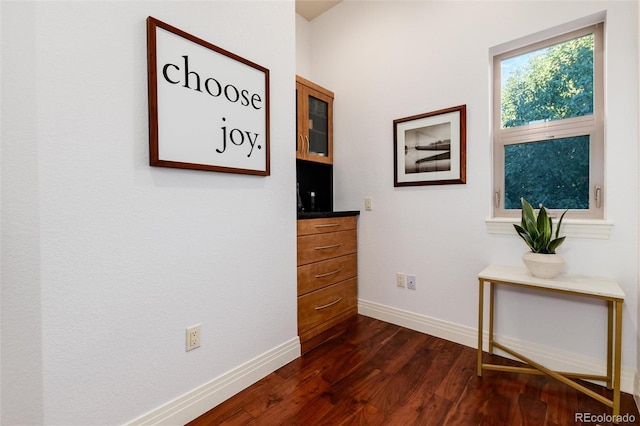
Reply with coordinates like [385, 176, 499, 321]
[188, 315, 639, 425]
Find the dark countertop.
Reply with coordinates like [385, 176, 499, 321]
[297, 210, 360, 219]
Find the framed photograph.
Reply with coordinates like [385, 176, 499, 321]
[147, 17, 270, 175]
[393, 105, 466, 186]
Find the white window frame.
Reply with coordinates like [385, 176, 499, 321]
[492, 23, 605, 222]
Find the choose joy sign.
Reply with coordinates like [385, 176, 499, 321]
[147, 17, 270, 175]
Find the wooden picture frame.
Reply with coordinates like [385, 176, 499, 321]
[393, 105, 466, 186]
[147, 17, 270, 175]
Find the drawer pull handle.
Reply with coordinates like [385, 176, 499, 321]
[315, 223, 340, 228]
[315, 243, 341, 250]
[315, 298, 342, 310]
[315, 268, 342, 279]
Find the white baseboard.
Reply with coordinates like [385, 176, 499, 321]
[358, 299, 636, 394]
[127, 337, 301, 426]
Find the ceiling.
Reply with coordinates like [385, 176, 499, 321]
[296, 0, 342, 21]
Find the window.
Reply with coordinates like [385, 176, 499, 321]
[493, 23, 604, 219]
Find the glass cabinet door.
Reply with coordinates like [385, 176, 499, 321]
[307, 95, 329, 158]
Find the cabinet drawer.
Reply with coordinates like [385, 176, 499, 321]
[298, 254, 357, 295]
[297, 216, 357, 236]
[297, 230, 356, 266]
[298, 278, 357, 334]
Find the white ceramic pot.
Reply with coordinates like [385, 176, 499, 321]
[522, 252, 565, 279]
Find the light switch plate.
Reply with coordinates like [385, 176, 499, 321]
[365, 197, 373, 211]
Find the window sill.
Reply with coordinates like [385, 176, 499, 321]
[486, 217, 614, 239]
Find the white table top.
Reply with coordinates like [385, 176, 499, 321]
[478, 264, 625, 300]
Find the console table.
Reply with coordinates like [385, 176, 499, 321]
[477, 265, 625, 419]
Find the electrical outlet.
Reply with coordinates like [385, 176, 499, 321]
[407, 274, 416, 290]
[396, 272, 406, 288]
[186, 324, 201, 351]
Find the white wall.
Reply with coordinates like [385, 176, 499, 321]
[1, 1, 297, 424]
[307, 0, 639, 379]
[296, 13, 312, 79]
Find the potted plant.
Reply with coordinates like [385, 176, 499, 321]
[514, 198, 568, 278]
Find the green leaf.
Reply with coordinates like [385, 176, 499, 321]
[555, 209, 568, 240]
[537, 206, 552, 244]
[548, 236, 566, 253]
[520, 198, 539, 240]
[514, 224, 535, 249]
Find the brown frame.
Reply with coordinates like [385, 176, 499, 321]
[147, 17, 270, 176]
[393, 105, 466, 186]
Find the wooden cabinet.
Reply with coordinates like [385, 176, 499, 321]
[295, 77, 354, 353]
[297, 215, 357, 353]
[296, 76, 333, 165]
